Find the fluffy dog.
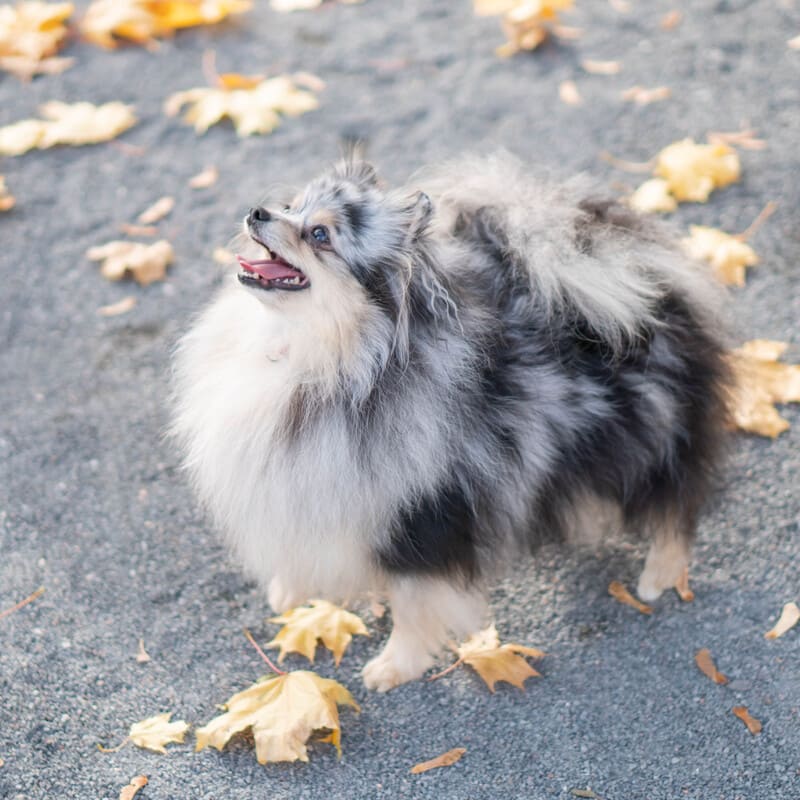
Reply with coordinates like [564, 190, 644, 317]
[172, 153, 731, 691]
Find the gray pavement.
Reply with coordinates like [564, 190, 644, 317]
[1, 1, 799, 798]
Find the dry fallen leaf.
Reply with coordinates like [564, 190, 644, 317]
[0, 175, 15, 211]
[119, 775, 148, 800]
[437, 624, 545, 692]
[98, 296, 137, 316]
[137, 195, 174, 225]
[268, 599, 369, 666]
[558, 79, 582, 105]
[188, 165, 218, 188]
[81, 0, 252, 48]
[707, 128, 766, 151]
[136, 637, 151, 662]
[129, 712, 189, 753]
[581, 59, 621, 75]
[0, 1, 74, 79]
[621, 85, 671, 105]
[674, 567, 694, 602]
[410, 747, 467, 774]
[119, 223, 158, 237]
[0, 101, 137, 156]
[660, 9, 682, 30]
[608, 581, 653, 614]
[654, 138, 740, 203]
[728, 340, 800, 438]
[475, 0, 574, 57]
[764, 601, 800, 640]
[88, 240, 174, 285]
[694, 648, 728, 685]
[196, 670, 359, 763]
[164, 73, 320, 136]
[682, 225, 758, 287]
[732, 706, 762, 735]
[629, 178, 677, 213]
[270, 0, 361, 10]
[789, 35, 800, 50]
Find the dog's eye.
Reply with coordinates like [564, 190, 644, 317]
[311, 225, 330, 244]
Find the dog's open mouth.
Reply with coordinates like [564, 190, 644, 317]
[237, 252, 310, 292]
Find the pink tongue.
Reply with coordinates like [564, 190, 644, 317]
[237, 255, 302, 281]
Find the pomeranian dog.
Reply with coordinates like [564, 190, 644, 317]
[172, 153, 731, 691]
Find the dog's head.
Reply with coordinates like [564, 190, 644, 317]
[237, 159, 436, 324]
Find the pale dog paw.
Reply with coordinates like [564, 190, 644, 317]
[268, 576, 302, 614]
[362, 647, 433, 692]
[636, 574, 664, 603]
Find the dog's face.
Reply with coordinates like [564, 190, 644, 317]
[236, 160, 433, 321]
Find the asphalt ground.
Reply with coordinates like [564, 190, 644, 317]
[1, 1, 799, 798]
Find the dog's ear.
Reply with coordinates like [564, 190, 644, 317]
[406, 191, 434, 241]
[335, 157, 379, 189]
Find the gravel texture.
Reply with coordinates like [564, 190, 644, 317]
[1, 1, 799, 798]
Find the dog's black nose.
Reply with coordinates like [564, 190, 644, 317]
[248, 206, 271, 224]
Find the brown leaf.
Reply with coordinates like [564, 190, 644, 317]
[764, 601, 800, 640]
[119, 223, 158, 237]
[728, 340, 800, 438]
[88, 239, 174, 285]
[97, 296, 137, 317]
[119, 775, 148, 800]
[196, 670, 359, 763]
[789, 35, 800, 50]
[188, 166, 218, 189]
[476, 0, 575, 57]
[732, 706, 762, 734]
[558, 80, 582, 106]
[410, 747, 467, 774]
[660, 10, 682, 30]
[136, 637, 151, 662]
[695, 648, 728, 684]
[621, 85, 671, 105]
[0, 175, 15, 211]
[581, 59, 621, 75]
[137, 196, 175, 225]
[608, 581, 653, 614]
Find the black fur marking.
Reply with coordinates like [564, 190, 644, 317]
[378, 481, 479, 577]
[342, 202, 366, 235]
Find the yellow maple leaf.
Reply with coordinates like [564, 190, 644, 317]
[81, 0, 252, 48]
[0, 1, 74, 78]
[629, 177, 678, 213]
[87, 239, 174, 285]
[268, 600, 369, 666]
[119, 775, 148, 800]
[475, 0, 574, 57]
[437, 624, 545, 692]
[196, 670, 359, 763]
[0, 175, 14, 211]
[728, 340, 800, 437]
[129, 712, 190, 753]
[164, 73, 319, 136]
[0, 101, 137, 156]
[682, 225, 758, 287]
[270, 0, 362, 10]
[654, 138, 740, 203]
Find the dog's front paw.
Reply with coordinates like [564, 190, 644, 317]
[268, 575, 302, 614]
[362, 645, 434, 692]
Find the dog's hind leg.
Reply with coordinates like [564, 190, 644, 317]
[362, 576, 487, 692]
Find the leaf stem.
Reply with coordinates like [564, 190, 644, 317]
[0, 586, 45, 621]
[736, 200, 777, 241]
[243, 628, 286, 675]
[427, 657, 464, 682]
